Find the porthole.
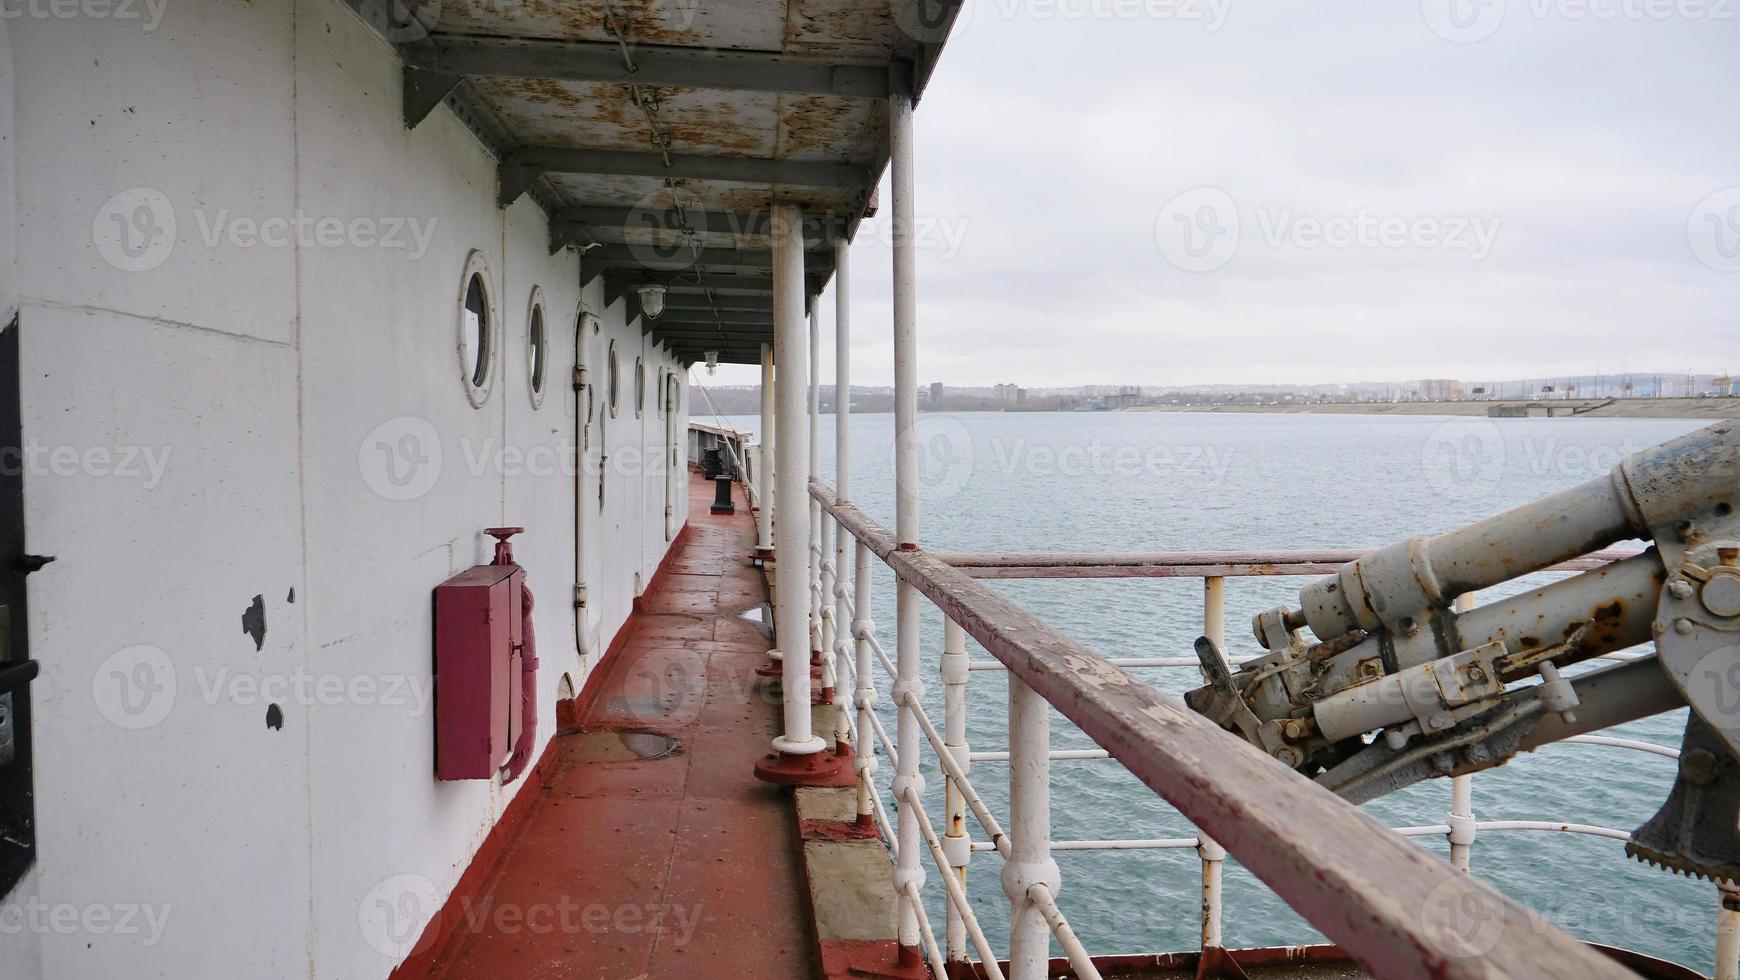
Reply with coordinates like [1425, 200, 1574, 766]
[607, 341, 620, 418]
[655, 368, 666, 419]
[456, 251, 495, 406]
[527, 288, 547, 409]
[635, 359, 646, 419]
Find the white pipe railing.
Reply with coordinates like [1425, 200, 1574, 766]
[813, 494, 1713, 977]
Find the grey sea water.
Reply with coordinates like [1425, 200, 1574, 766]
[714, 409, 1713, 970]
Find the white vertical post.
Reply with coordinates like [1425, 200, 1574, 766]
[1718, 885, 1740, 980]
[808, 300, 836, 708]
[832, 238, 854, 749]
[768, 203, 824, 760]
[853, 539, 877, 826]
[808, 301, 825, 661]
[1005, 675, 1057, 980]
[940, 619, 972, 963]
[1198, 576, 1226, 950]
[1448, 592, 1477, 873]
[889, 89, 926, 966]
[754, 343, 775, 558]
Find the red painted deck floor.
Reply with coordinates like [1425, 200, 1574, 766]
[425, 474, 817, 979]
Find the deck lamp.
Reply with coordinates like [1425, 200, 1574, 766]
[705, 351, 718, 375]
[636, 285, 666, 319]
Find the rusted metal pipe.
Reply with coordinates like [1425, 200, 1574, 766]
[810, 479, 1634, 980]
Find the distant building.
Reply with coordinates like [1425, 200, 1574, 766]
[1419, 379, 1463, 401]
[929, 382, 944, 404]
[995, 383, 1020, 404]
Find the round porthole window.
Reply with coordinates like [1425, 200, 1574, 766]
[457, 252, 495, 406]
[607, 341, 620, 418]
[527, 289, 547, 409]
[635, 359, 646, 419]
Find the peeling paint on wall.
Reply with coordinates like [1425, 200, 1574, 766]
[241, 594, 266, 652]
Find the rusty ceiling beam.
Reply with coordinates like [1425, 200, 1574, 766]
[662, 294, 774, 313]
[548, 206, 847, 253]
[404, 36, 907, 102]
[585, 243, 833, 271]
[501, 148, 869, 207]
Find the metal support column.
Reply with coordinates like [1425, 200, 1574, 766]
[754, 342, 775, 560]
[809, 300, 833, 700]
[832, 239, 854, 751]
[754, 204, 838, 785]
[889, 89, 927, 966]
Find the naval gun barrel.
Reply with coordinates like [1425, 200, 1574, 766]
[1297, 422, 1740, 643]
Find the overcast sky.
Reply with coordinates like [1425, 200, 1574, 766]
[704, 1, 1740, 388]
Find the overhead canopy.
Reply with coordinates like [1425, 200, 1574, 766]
[353, 0, 963, 364]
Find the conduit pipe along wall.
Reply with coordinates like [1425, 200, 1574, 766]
[573, 309, 598, 660]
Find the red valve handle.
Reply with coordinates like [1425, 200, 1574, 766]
[486, 527, 525, 565]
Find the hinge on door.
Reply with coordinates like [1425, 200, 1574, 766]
[573, 584, 587, 609]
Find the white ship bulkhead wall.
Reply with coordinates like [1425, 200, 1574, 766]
[0, 3, 688, 979]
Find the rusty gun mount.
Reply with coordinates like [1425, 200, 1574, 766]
[1186, 421, 1740, 884]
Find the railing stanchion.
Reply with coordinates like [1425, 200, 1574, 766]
[1448, 593, 1478, 873]
[853, 539, 877, 827]
[1199, 575, 1228, 954]
[1005, 673, 1058, 980]
[941, 618, 972, 963]
[1718, 885, 1740, 980]
[1198, 835, 1226, 949]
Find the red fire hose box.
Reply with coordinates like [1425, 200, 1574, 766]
[433, 528, 531, 781]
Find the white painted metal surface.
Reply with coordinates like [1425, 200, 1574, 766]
[6, 6, 691, 979]
[757, 342, 775, 555]
[769, 204, 822, 758]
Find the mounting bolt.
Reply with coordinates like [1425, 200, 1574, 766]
[1701, 575, 1740, 619]
[1669, 578, 1696, 601]
[1675, 618, 1697, 636]
[1684, 748, 1719, 786]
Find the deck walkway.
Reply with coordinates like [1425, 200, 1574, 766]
[422, 474, 817, 979]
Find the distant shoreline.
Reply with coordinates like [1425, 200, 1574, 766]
[1126, 397, 1740, 421]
